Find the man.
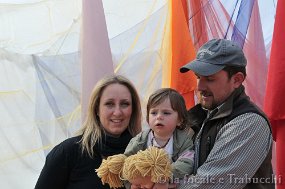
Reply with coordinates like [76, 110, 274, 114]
[179, 39, 274, 189]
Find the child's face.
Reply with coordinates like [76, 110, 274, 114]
[130, 176, 154, 189]
[148, 98, 180, 139]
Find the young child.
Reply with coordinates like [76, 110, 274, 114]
[124, 88, 195, 188]
[96, 88, 195, 189]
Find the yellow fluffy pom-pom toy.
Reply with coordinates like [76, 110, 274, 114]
[96, 147, 172, 188]
[96, 154, 127, 188]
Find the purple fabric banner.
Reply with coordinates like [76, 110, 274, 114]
[231, 0, 255, 48]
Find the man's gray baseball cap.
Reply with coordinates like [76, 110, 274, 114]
[180, 39, 247, 76]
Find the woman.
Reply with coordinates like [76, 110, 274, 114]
[35, 75, 142, 189]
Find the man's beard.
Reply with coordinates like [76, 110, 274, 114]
[198, 92, 217, 110]
[200, 101, 216, 110]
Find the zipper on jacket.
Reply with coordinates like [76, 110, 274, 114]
[206, 136, 211, 155]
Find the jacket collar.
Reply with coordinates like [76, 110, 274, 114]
[139, 128, 190, 157]
[210, 85, 247, 120]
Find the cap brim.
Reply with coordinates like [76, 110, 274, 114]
[180, 60, 225, 76]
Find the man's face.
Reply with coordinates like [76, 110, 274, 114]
[196, 70, 239, 110]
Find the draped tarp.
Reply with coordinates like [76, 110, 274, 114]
[0, 1, 82, 188]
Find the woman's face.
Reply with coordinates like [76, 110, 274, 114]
[99, 83, 132, 136]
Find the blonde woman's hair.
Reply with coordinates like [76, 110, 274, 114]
[96, 147, 172, 188]
[78, 75, 142, 158]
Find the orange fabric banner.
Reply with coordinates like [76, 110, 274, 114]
[170, 0, 197, 109]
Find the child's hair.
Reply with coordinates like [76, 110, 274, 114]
[96, 147, 172, 188]
[146, 88, 189, 129]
